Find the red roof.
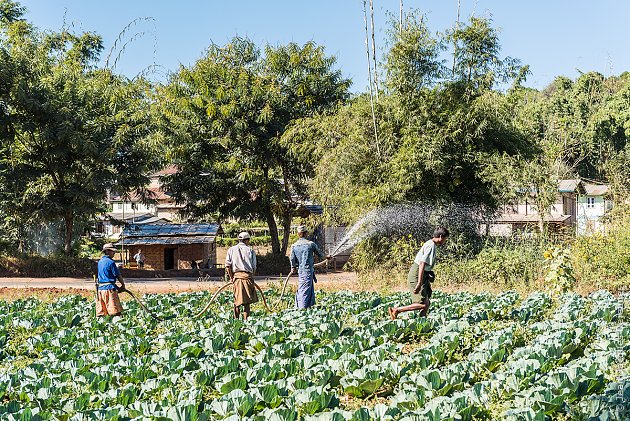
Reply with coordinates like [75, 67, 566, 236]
[110, 187, 172, 202]
[152, 165, 178, 177]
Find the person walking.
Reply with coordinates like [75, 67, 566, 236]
[288, 225, 330, 309]
[225, 232, 258, 320]
[96, 243, 126, 317]
[133, 249, 146, 269]
[389, 227, 449, 319]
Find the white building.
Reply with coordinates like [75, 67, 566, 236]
[574, 182, 613, 235]
[94, 166, 185, 238]
[491, 179, 612, 236]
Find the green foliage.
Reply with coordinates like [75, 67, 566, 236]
[216, 236, 272, 248]
[572, 206, 630, 293]
[0, 6, 159, 255]
[0, 290, 627, 419]
[255, 252, 292, 275]
[0, 255, 95, 277]
[543, 246, 576, 297]
[298, 14, 534, 223]
[76, 236, 106, 259]
[436, 239, 546, 287]
[157, 37, 349, 255]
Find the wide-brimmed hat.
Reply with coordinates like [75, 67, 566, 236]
[102, 243, 118, 252]
[297, 225, 308, 233]
[237, 231, 251, 240]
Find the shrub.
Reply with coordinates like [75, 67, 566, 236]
[436, 240, 546, 287]
[0, 255, 96, 277]
[572, 206, 630, 293]
[256, 253, 291, 275]
[217, 236, 273, 247]
[543, 246, 576, 296]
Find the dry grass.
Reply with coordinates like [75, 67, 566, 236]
[0, 267, 609, 302]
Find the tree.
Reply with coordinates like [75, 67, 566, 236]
[0, 2, 159, 255]
[301, 14, 534, 223]
[157, 37, 349, 255]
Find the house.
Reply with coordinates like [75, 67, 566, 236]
[116, 223, 220, 270]
[574, 182, 613, 235]
[491, 179, 612, 236]
[93, 166, 185, 238]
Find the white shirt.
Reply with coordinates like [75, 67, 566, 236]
[413, 239, 437, 271]
[225, 242, 257, 273]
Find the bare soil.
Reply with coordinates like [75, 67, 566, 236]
[0, 272, 360, 300]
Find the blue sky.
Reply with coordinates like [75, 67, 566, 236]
[17, 1, 630, 92]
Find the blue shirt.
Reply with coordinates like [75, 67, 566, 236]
[290, 238, 324, 276]
[98, 255, 120, 291]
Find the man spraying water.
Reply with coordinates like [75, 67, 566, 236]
[287, 225, 331, 309]
[389, 227, 449, 319]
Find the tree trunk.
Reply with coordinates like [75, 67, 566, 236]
[265, 209, 281, 255]
[63, 210, 74, 256]
[280, 212, 292, 256]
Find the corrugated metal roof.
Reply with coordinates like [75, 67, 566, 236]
[123, 223, 219, 238]
[138, 216, 171, 224]
[116, 236, 215, 246]
[107, 212, 155, 223]
[584, 183, 609, 196]
[304, 204, 324, 215]
[558, 179, 582, 193]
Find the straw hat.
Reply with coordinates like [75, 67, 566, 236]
[102, 243, 117, 252]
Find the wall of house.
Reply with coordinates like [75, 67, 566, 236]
[111, 201, 156, 214]
[156, 207, 181, 221]
[576, 195, 607, 235]
[126, 242, 217, 270]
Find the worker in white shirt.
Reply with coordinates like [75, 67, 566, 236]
[225, 232, 258, 320]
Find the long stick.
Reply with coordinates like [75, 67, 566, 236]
[194, 282, 233, 318]
[121, 288, 163, 321]
[93, 275, 98, 319]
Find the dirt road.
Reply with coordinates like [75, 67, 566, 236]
[0, 272, 359, 299]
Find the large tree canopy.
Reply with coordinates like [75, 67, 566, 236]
[157, 37, 350, 255]
[0, 2, 159, 254]
[289, 15, 537, 223]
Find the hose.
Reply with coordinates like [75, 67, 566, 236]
[194, 279, 271, 318]
[193, 282, 234, 318]
[119, 288, 163, 322]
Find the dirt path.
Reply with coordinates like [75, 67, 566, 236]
[0, 272, 359, 299]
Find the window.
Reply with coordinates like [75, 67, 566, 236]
[587, 197, 595, 208]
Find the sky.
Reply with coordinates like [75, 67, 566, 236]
[16, 0, 630, 92]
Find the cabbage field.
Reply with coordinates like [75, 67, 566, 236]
[1, 289, 628, 420]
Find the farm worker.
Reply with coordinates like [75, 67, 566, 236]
[388, 227, 449, 320]
[96, 243, 126, 317]
[288, 225, 331, 309]
[133, 249, 146, 269]
[225, 231, 258, 320]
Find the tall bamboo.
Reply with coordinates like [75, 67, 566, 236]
[452, 0, 461, 77]
[369, 0, 379, 98]
[363, 0, 380, 157]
